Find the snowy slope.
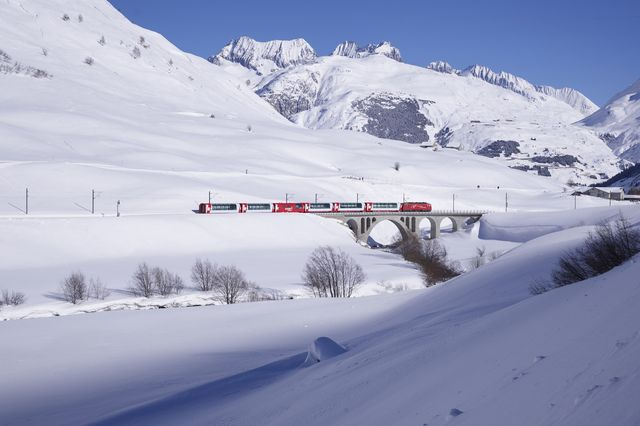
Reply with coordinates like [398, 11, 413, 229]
[2, 0, 615, 314]
[459, 64, 598, 116]
[2, 207, 639, 425]
[253, 54, 620, 183]
[580, 78, 640, 162]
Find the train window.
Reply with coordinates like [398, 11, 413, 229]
[248, 204, 270, 210]
[340, 203, 362, 208]
[310, 203, 330, 208]
[295, 203, 302, 209]
[211, 204, 236, 210]
[373, 203, 397, 208]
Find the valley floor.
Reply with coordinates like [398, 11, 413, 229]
[1, 206, 639, 425]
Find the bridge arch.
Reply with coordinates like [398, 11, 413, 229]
[366, 218, 411, 246]
[418, 217, 439, 239]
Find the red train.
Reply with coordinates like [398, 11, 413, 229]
[197, 201, 432, 214]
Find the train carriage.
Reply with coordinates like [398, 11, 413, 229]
[272, 202, 310, 213]
[336, 202, 364, 212]
[308, 202, 340, 213]
[400, 202, 432, 212]
[239, 203, 273, 213]
[365, 202, 400, 212]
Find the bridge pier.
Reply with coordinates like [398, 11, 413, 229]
[319, 211, 484, 246]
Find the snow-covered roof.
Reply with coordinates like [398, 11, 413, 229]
[592, 187, 625, 193]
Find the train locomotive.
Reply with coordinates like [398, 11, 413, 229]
[198, 201, 432, 214]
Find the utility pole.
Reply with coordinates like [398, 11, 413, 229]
[609, 192, 612, 206]
[117, 200, 120, 217]
[356, 193, 364, 203]
[574, 194, 577, 210]
[402, 193, 406, 203]
[286, 193, 294, 203]
[505, 192, 508, 212]
[91, 189, 95, 214]
[452, 193, 455, 212]
[209, 191, 212, 204]
[25, 187, 28, 215]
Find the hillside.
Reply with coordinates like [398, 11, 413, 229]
[580, 78, 640, 163]
[212, 37, 621, 184]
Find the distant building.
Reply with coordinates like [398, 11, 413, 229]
[581, 187, 625, 201]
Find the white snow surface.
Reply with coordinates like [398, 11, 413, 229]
[580, 78, 640, 162]
[2, 206, 640, 425]
[1, 1, 639, 424]
[255, 54, 619, 183]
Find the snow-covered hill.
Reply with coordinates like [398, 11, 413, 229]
[211, 38, 615, 184]
[580, 78, 640, 162]
[253, 54, 619, 183]
[3, 206, 639, 425]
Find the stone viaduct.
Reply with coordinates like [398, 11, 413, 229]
[315, 210, 485, 244]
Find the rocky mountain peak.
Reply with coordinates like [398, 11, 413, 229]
[331, 40, 402, 62]
[209, 36, 317, 75]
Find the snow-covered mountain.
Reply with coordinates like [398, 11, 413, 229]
[332, 40, 403, 62]
[579, 78, 640, 162]
[447, 64, 598, 116]
[242, 54, 619, 183]
[209, 36, 317, 76]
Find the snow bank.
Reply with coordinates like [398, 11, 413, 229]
[303, 337, 347, 365]
[479, 205, 639, 242]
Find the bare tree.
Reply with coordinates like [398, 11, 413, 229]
[98, 35, 106, 46]
[470, 246, 486, 269]
[89, 278, 110, 300]
[212, 265, 249, 304]
[420, 240, 460, 287]
[131, 262, 154, 297]
[152, 267, 184, 296]
[302, 246, 365, 298]
[1, 289, 26, 306]
[84, 56, 94, 66]
[191, 258, 215, 291]
[131, 46, 141, 59]
[61, 272, 88, 304]
[394, 234, 459, 287]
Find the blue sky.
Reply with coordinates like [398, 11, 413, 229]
[108, 0, 639, 105]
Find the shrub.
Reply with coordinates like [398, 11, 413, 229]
[77, 14, 83, 23]
[191, 258, 215, 291]
[152, 267, 184, 296]
[247, 284, 286, 302]
[394, 234, 459, 287]
[131, 46, 141, 59]
[393, 161, 400, 171]
[98, 35, 106, 46]
[61, 271, 88, 304]
[551, 216, 640, 288]
[84, 56, 94, 66]
[62, 14, 70, 21]
[528, 277, 553, 295]
[1, 289, 26, 306]
[131, 263, 154, 297]
[302, 246, 365, 297]
[89, 278, 110, 300]
[212, 265, 250, 304]
[420, 240, 460, 287]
